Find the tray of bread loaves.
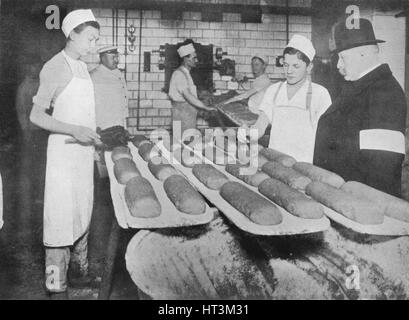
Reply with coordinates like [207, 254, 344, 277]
[256, 146, 409, 236]
[306, 180, 409, 236]
[105, 140, 215, 229]
[159, 134, 409, 236]
[155, 138, 330, 236]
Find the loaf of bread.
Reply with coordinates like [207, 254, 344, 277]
[138, 142, 156, 162]
[293, 162, 345, 188]
[262, 161, 311, 190]
[244, 171, 270, 187]
[111, 146, 132, 162]
[224, 139, 237, 155]
[163, 175, 206, 215]
[306, 181, 384, 225]
[260, 148, 296, 167]
[225, 164, 269, 187]
[148, 160, 180, 181]
[125, 176, 161, 218]
[259, 178, 324, 219]
[131, 134, 149, 148]
[225, 163, 244, 179]
[181, 146, 201, 168]
[341, 181, 409, 223]
[225, 163, 251, 181]
[203, 146, 237, 165]
[192, 164, 229, 190]
[220, 181, 282, 225]
[113, 158, 141, 185]
[256, 154, 269, 169]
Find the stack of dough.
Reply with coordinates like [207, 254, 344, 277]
[220, 181, 282, 225]
[259, 178, 324, 219]
[293, 162, 345, 188]
[125, 176, 161, 218]
[306, 181, 384, 225]
[164, 175, 206, 215]
[341, 181, 409, 223]
[192, 164, 229, 190]
[260, 148, 296, 167]
[262, 161, 311, 190]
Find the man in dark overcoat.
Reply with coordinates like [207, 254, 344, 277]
[314, 18, 407, 197]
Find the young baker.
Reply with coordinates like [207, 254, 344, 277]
[30, 9, 101, 299]
[242, 35, 332, 163]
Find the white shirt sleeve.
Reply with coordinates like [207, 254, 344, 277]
[312, 84, 332, 124]
[258, 82, 279, 123]
[168, 69, 189, 102]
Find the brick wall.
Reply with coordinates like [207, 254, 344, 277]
[85, 4, 312, 134]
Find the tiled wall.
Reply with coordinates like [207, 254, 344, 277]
[85, 4, 312, 134]
[372, 11, 406, 90]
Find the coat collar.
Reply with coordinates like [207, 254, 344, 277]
[321, 64, 392, 118]
[345, 63, 391, 94]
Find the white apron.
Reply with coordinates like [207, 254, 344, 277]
[268, 81, 315, 163]
[171, 67, 199, 132]
[43, 53, 96, 247]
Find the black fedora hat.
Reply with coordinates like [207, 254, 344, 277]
[332, 18, 385, 53]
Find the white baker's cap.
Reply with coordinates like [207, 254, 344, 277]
[285, 34, 316, 62]
[98, 45, 118, 54]
[62, 9, 97, 38]
[177, 43, 195, 58]
[252, 55, 269, 65]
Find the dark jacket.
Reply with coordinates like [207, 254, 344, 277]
[314, 64, 407, 197]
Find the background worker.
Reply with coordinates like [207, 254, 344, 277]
[168, 40, 216, 133]
[90, 45, 128, 130]
[220, 55, 271, 114]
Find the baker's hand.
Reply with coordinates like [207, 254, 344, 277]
[205, 106, 217, 112]
[234, 73, 245, 82]
[71, 126, 101, 144]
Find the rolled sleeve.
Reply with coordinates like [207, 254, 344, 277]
[253, 74, 271, 93]
[169, 70, 189, 102]
[32, 65, 58, 109]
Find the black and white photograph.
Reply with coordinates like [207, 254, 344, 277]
[1, 0, 409, 304]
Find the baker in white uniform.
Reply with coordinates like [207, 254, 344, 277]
[220, 55, 271, 114]
[242, 34, 332, 163]
[90, 45, 128, 129]
[30, 9, 101, 299]
[168, 40, 216, 134]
